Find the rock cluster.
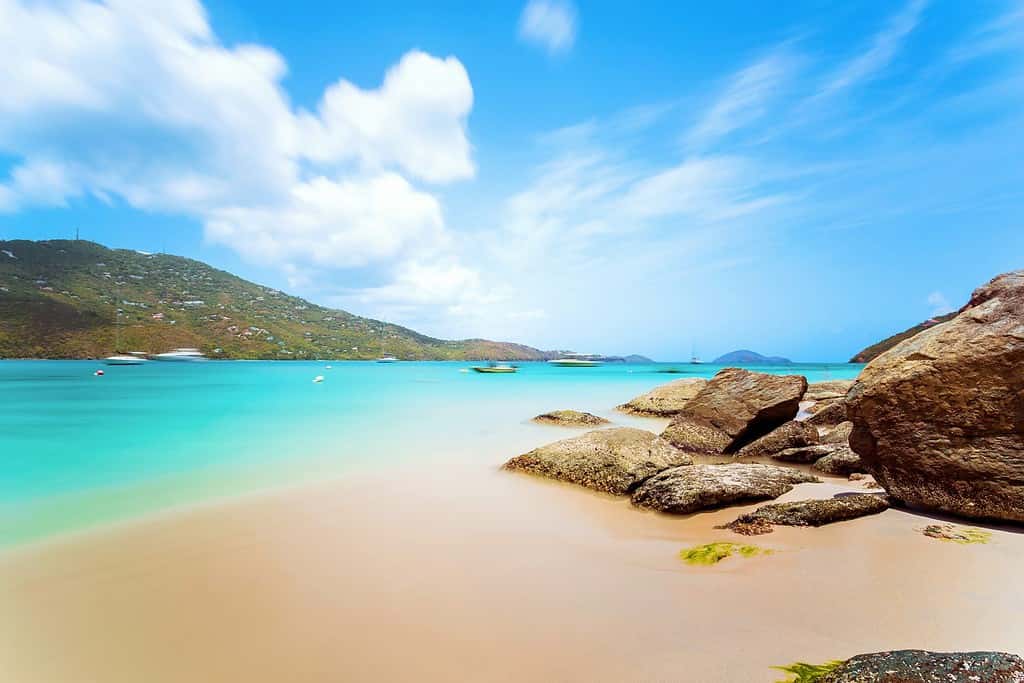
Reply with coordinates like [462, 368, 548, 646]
[630, 463, 818, 515]
[662, 368, 807, 453]
[735, 420, 819, 457]
[503, 427, 689, 495]
[531, 410, 610, 427]
[720, 494, 889, 535]
[617, 378, 707, 416]
[819, 649, 1024, 682]
[847, 270, 1024, 523]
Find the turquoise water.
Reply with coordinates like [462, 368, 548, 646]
[0, 360, 862, 546]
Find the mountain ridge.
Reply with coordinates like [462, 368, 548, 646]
[0, 239, 561, 361]
[712, 349, 792, 365]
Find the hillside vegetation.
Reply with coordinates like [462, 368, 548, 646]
[849, 312, 957, 363]
[0, 240, 555, 361]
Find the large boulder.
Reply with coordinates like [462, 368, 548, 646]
[805, 400, 849, 427]
[769, 443, 839, 464]
[532, 410, 610, 427]
[735, 420, 819, 458]
[630, 463, 818, 514]
[820, 650, 1024, 682]
[812, 446, 863, 476]
[720, 493, 889, 535]
[804, 379, 854, 402]
[503, 427, 690, 495]
[617, 378, 707, 416]
[820, 421, 853, 445]
[847, 270, 1024, 523]
[661, 368, 807, 453]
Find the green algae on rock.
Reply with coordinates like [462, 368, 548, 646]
[679, 542, 770, 566]
[773, 660, 844, 683]
[921, 524, 992, 544]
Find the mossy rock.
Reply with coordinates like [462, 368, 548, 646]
[679, 541, 770, 565]
[921, 524, 991, 544]
[774, 660, 844, 682]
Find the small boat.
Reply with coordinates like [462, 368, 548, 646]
[94, 369, 104, 376]
[376, 355, 398, 363]
[548, 358, 601, 367]
[472, 363, 517, 373]
[313, 375, 324, 383]
[152, 348, 207, 362]
[103, 354, 147, 365]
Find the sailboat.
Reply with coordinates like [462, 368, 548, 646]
[376, 322, 398, 362]
[104, 307, 147, 365]
[689, 343, 703, 365]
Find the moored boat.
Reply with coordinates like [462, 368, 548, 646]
[103, 354, 147, 365]
[472, 363, 517, 373]
[548, 358, 601, 367]
[151, 348, 206, 362]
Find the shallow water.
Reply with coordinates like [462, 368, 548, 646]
[0, 360, 859, 545]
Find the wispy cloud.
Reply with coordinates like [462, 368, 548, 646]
[518, 0, 578, 55]
[816, 0, 929, 98]
[927, 291, 955, 316]
[687, 50, 799, 147]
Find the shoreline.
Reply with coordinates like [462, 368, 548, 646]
[3, 369, 1021, 682]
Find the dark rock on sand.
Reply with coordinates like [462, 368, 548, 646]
[769, 443, 839, 464]
[617, 378, 708, 416]
[805, 400, 848, 427]
[532, 410, 610, 427]
[503, 427, 690, 495]
[661, 368, 807, 453]
[847, 270, 1024, 523]
[812, 446, 863, 476]
[735, 420, 819, 458]
[720, 494, 889, 535]
[630, 463, 818, 514]
[820, 649, 1024, 682]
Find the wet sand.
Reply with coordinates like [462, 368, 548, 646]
[2, 431, 1023, 681]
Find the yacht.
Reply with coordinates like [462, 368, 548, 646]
[548, 358, 601, 367]
[376, 355, 399, 363]
[472, 363, 517, 373]
[152, 348, 207, 362]
[103, 354, 147, 365]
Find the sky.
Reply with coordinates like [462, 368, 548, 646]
[1, 0, 1022, 361]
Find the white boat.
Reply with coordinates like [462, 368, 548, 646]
[103, 354, 147, 365]
[472, 363, 517, 373]
[152, 348, 207, 362]
[313, 375, 324, 383]
[548, 358, 601, 367]
[376, 355, 398, 363]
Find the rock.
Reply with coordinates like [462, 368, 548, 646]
[661, 368, 807, 453]
[531, 410, 610, 427]
[812, 446, 863, 476]
[804, 380, 854, 402]
[630, 463, 818, 514]
[735, 420, 819, 457]
[503, 427, 690, 495]
[805, 400, 848, 427]
[820, 421, 853, 445]
[617, 378, 708, 416]
[847, 270, 1024, 523]
[660, 416, 734, 454]
[820, 649, 1024, 682]
[769, 443, 839, 464]
[850, 472, 882, 489]
[720, 493, 889, 535]
[920, 524, 991, 544]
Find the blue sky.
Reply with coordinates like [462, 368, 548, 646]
[1, 0, 1022, 361]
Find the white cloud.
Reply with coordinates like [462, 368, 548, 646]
[0, 0, 478, 311]
[688, 51, 798, 146]
[518, 0, 577, 55]
[817, 0, 928, 98]
[927, 291, 955, 316]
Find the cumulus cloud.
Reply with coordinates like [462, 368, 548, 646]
[518, 0, 577, 54]
[0, 0, 477, 308]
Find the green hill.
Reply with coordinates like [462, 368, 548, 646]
[849, 311, 957, 363]
[0, 239, 556, 361]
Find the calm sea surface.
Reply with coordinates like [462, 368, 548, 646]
[0, 360, 862, 546]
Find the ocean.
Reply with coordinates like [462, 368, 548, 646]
[0, 360, 862, 546]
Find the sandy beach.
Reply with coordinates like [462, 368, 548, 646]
[3, 424, 1022, 682]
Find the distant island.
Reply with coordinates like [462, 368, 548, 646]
[849, 312, 957, 363]
[712, 349, 792, 365]
[0, 239, 643, 362]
